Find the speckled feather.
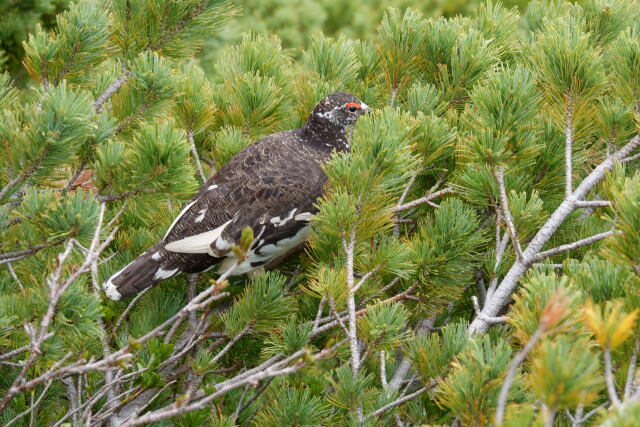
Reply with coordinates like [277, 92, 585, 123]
[104, 92, 368, 300]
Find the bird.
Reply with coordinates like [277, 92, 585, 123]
[103, 91, 369, 300]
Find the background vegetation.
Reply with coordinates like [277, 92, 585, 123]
[1, 0, 640, 425]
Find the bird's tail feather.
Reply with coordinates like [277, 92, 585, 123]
[103, 249, 177, 300]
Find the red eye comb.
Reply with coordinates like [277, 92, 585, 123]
[345, 102, 361, 109]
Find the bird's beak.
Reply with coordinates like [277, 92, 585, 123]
[360, 102, 371, 114]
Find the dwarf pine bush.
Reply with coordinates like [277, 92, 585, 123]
[1, 0, 640, 425]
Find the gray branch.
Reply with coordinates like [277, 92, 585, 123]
[469, 134, 640, 335]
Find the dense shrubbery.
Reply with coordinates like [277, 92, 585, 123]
[1, 0, 640, 425]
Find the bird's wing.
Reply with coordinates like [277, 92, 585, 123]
[164, 160, 327, 257]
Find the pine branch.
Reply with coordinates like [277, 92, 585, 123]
[574, 200, 611, 208]
[494, 166, 524, 262]
[386, 315, 435, 393]
[565, 93, 574, 198]
[187, 129, 206, 183]
[496, 325, 545, 425]
[0, 203, 116, 411]
[530, 230, 615, 263]
[625, 338, 640, 399]
[380, 350, 388, 388]
[605, 345, 622, 408]
[0, 238, 65, 265]
[94, 69, 133, 113]
[472, 296, 507, 325]
[97, 187, 160, 202]
[367, 383, 434, 419]
[5, 379, 53, 427]
[391, 187, 453, 212]
[121, 342, 345, 426]
[469, 134, 640, 335]
[343, 229, 362, 384]
[111, 288, 151, 338]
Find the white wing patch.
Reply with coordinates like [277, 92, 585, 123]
[102, 259, 135, 301]
[294, 212, 313, 222]
[104, 279, 122, 300]
[163, 201, 197, 241]
[164, 218, 234, 255]
[151, 251, 161, 260]
[270, 209, 297, 227]
[208, 185, 218, 191]
[195, 208, 207, 223]
[154, 267, 180, 280]
[219, 225, 310, 275]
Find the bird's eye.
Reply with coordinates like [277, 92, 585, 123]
[345, 103, 361, 113]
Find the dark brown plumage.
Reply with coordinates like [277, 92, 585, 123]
[104, 91, 368, 300]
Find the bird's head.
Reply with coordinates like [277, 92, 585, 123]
[307, 91, 369, 133]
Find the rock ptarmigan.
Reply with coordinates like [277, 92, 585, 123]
[103, 91, 368, 300]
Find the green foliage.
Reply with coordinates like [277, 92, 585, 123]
[463, 65, 540, 167]
[436, 335, 515, 425]
[601, 172, 640, 272]
[222, 272, 294, 336]
[4, 0, 640, 424]
[253, 386, 331, 426]
[410, 321, 470, 382]
[528, 336, 602, 411]
[358, 302, 411, 351]
[509, 272, 584, 346]
[409, 198, 486, 314]
[23, 0, 114, 85]
[0, 0, 72, 78]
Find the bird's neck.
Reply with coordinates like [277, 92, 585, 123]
[301, 118, 350, 152]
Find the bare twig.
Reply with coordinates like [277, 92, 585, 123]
[97, 188, 160, 203]
[494, 166, 524, 262]
[6, 262, 24, 289]
[6, 380, 53, 426]
[386, 316, 435, 393]
[394, 173, 418, 236]
[604, 345, 622, 408]
[530, 230, 614, 263]
[625, 338, 640, 399]
[0, 239, 65, 265]
[343, 230, 360, 377]
[121, 342, 343, 426]
[565, 93, 574, 198]
[380, 350, 388, 388]
[312, 297, 326, 333]
[329, 296, 349, 335]
[574, 200, 611, 208]
[187, 273, 199, 327]
[187, 129, 207, 183]
[310, 285, 417, 337]
[469, 134, 640, 335]
[391, 188, 453, 213]
[472, 296, 507, 325]
[0, 175, 23, 202]
[620, 151, 640, 163]
[94, 69, 133, 113]
[496, 326, 545, 425]
[236, 377, 273, 417]
[366, 384, 432, 419]
[112, 288, 151, 337]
